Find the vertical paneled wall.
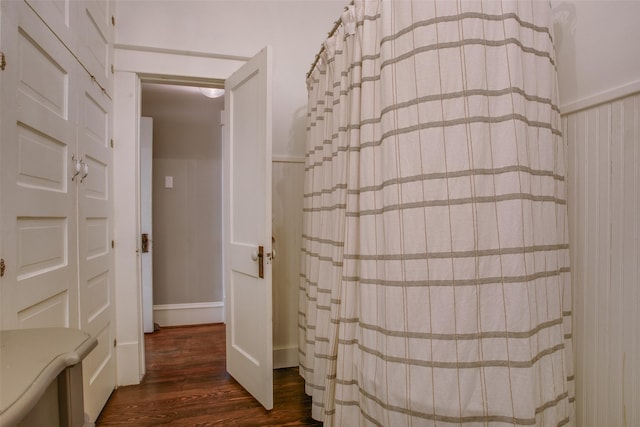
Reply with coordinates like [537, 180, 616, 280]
[272, 159, 305, 368]
[563, 93, 640, 427]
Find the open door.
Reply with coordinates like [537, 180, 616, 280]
[224, 46, 273, 409]
[140, 117, 154, 333]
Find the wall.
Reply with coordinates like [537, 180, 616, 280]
[553, 1, 640, 111]
[272, 160, 305, 367]
[116, 0, 345, 158]
[141, 84, 224, 308]
[114, 0, 345, 373]
[553, 2, 640, 426]
[562, 93, 639, 427]
[114, 0, 640, 413]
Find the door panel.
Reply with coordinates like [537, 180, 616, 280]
[25, 0, 78, 54]
[24, 0, 114, 94]
[78, 0, 114, 95]
[1, 0, 78, 330]
[140, 117, 154, 333]
[77, 72, 115, 421]
[224, 46, 273, 410]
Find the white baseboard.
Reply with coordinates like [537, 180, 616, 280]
[153, 302, 224, 327]
[274, 346, 299, 369]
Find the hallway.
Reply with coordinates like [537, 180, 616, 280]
[96, 324, 321, 426]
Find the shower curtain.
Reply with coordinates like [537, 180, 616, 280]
[299, 1, 574, 426]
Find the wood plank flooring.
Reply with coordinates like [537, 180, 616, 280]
[96, 323, 322, 426]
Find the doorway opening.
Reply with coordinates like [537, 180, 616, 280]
[139, 81, 225, 341]
[114, 48, 279, 410]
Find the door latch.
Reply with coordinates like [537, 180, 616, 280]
[252, 246, 273, 279]
[257, 246, 264, 278]
[141, 234, 150, 253]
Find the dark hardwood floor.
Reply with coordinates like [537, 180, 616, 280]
[96, 323, 322, 426]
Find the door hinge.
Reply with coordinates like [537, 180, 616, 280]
[0, 52, 6, 71]
[111, 64, 114, 74]
[114, 339, 117, 347]
[0, 259, 5, 277]
[111, 240, 115, 249]
[111, 16, 115, 26]
[110, 139, 114, 148]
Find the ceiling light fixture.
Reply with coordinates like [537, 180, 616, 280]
[200, 87, 225, 98]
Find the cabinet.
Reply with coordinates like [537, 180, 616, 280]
[0, 0, 115, 421]
[0, 328, 97, 427]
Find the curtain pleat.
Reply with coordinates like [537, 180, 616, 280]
[299, 1, 574, 426]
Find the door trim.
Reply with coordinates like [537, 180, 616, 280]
[113, 47, 247, 386]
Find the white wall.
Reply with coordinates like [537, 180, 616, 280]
[113, 1, 640, 416]
[553, 0, 640, 110]
[114, 0, 345, 379]
[272, 160, 305, 367]
[141, 83, 224, 305]
[562, 93, 640, 427]
[116, 0, 345, 157]
[553, 2, 640, 426]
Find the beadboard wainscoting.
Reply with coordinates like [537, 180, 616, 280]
[562, 90, 640, 427]
[272, 155, 305, 369]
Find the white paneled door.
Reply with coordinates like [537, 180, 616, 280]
[0, 0, 79, 330]
[0, 1, 115, 422]
[224, 46, 273, 410]
[77, 71, 115, 421]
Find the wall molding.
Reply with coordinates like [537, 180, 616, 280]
[273, 155, 305, 164]
[560, 78, 640, 116]
[114, 47, 244, 81]
[115, 43, 250, 62]
[153, 302, 224, 327]
[273, 346, 299, 369]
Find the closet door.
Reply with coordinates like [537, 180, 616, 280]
[25, 0, 115, 96]
[24, 0, 79, 54]
[0, 0, 79, 330]
[78, 0, 114, 96]
[77, 72, 115, 421]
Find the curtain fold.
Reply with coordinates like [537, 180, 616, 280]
[300, 1, 574, 426]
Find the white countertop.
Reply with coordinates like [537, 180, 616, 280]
[0, 328, 97, 426]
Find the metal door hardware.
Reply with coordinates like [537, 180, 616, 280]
[258, 245, 264, 278]
[141, 234, 150, 253]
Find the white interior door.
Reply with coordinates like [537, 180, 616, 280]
[0, 0, 79, 330]
[224, 46, 273, 410]
[140, 117, 154, 333]
[0, 1, 116, 419]
[77, 70, 115, 421]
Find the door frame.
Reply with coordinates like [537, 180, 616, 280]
[113, 47, 249, 386]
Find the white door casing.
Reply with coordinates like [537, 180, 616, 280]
[224, 46, 273, 410]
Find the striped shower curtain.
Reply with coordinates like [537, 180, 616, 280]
[299, 1, 574, 426]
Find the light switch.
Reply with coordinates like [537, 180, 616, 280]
[165, 176, 173, 188]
